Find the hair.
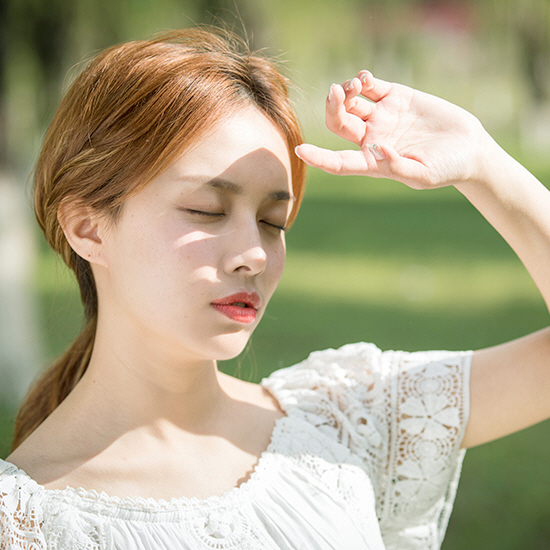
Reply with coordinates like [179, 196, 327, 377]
[11, 27, 306, 451]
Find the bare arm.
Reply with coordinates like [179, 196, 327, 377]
[296, 72, 550, 449]
[456, 144, 550, 448]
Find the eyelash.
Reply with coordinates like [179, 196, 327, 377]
[184, 209, 286, 233]
[185, 209, 223, 218]
[264, 221, 287, 233]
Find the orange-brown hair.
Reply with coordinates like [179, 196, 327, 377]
[12, 27, 305, 450]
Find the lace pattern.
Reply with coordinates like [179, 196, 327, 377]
[264, 343, 471, 550]
[0, 343, 470, 550]
[1, 420, 385, 550]
[0, 461, 45, 549]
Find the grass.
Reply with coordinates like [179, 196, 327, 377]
[2, 163, 550, 548]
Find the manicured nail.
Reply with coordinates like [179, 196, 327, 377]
[360, 71, 372, 83]
[345, 79, 355, 91]
[294, 145, 303, 159]
[360, 71, 375, 91]
[368, 143, 386, 160]
[328, 83, 336, 101]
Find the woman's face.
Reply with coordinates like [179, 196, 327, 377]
[95, 107, 294, 363]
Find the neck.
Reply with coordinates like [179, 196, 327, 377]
[60, 315, 234, 441]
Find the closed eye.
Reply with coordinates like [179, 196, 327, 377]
[183, 209, 224, 218]
[261, 220, 286, 233]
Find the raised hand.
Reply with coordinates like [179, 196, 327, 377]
[295, 71, 494, 190]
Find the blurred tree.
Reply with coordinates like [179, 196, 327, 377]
[0, 0, 126, 411]
[0, 0, 82, 408]
[191, 0, 264, 46]
[510, 0, 550, 150]
[509, 0, 550, 104]
[13, 0, 77, 125]
[0, 0, 7, 169]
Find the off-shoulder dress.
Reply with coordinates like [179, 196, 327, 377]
[0, 343, 471, 550]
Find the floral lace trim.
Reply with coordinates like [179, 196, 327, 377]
[0, 461, 46, 549]
[1, 411, 384, 549]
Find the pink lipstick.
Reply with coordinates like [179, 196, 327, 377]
[211, 292, 260, 324]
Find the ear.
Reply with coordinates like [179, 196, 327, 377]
[57, 201, 109, 268]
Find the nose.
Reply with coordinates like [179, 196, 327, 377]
[222, 222, 268, 276]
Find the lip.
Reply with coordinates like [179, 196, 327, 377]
[211, 292, 261, 324]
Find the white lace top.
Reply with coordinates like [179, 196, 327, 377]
[0, 343, 471, 550]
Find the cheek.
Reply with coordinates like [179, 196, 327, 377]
[174, 230, 222, 280]
[266, 244, 286, 289]
[104, 221, 183, 293]
[128, 221, 217, 270]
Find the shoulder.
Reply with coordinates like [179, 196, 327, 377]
[262, 342, 471, 398]
[261, 342, 471, 453]
[263, 344, 472, 546]
[262, 342, 383, 395]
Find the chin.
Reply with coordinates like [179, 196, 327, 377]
[208, 331, 254, 362]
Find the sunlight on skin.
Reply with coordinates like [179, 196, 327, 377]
[174, 230, 219, 247]
[174, 228, 267, 248]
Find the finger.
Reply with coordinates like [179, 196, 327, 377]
[340, 77, 374, 120]
[295, 144, 371, 176]
[356, 70, 393, 102]
[346, 95, 375, 121]
[296, 142, 435, 185]
[365, 142, 434, 189]
[325, 84, 366, 145]
[342, 77, 361, 97]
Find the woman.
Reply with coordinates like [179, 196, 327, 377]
[1, 27, 549, 549]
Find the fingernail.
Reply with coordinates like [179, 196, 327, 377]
[345, 80, 355, 91]
[294, 145, 303, 159]
[368, 143, 386, 160]
[328, 84, 336, 101]
[360, 71, 375, 91]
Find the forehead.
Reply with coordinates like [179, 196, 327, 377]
[165, 107, 293, 195]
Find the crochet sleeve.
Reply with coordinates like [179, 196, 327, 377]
[373, 346, 470, 549]
[0, 460, 46, 550]
[264, 343, 471, 550]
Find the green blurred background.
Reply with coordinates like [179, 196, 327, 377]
[1, 0, 550, 547]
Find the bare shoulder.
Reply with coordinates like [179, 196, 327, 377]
[5, 374, 286, 498]
[218, 372, 284, 414]
[5, 421, 73, 487]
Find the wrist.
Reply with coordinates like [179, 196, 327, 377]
[456, 130, 513, 194]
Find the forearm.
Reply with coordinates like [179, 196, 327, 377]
[456, 133, 550, 314]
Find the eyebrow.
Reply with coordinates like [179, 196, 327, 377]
[203, 177, 295, 203]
